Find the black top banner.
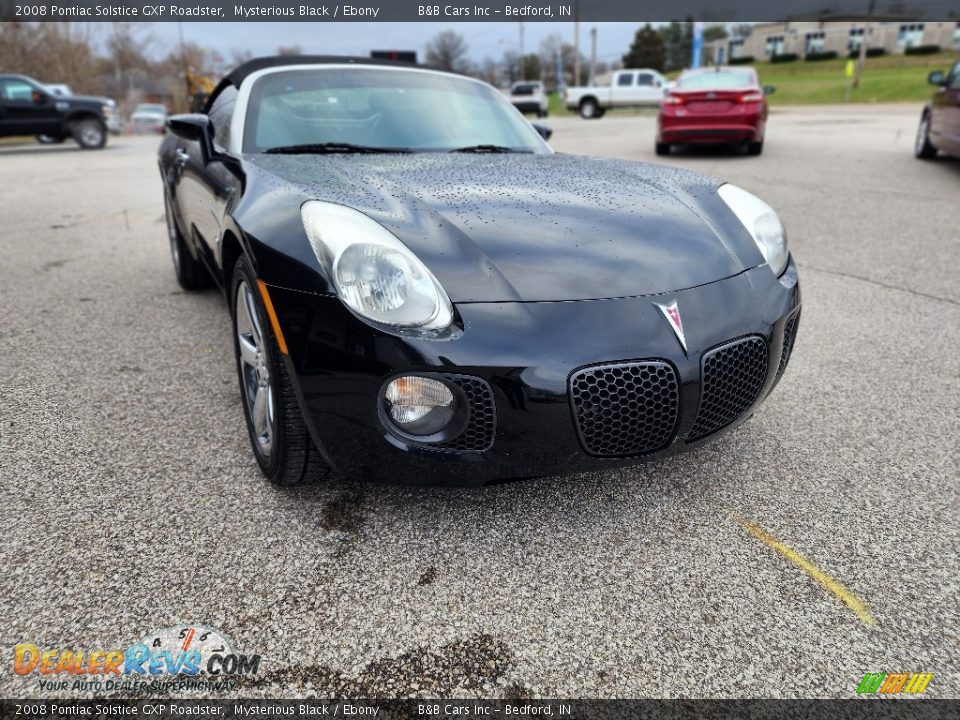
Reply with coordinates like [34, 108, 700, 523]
[1, 0, 959, 22]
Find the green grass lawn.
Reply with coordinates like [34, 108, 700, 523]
[755, 51, 959, 105]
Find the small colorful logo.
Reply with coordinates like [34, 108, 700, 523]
[856, 672, 933, 695]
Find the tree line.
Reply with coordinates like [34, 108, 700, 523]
[0, 22, 750, 114]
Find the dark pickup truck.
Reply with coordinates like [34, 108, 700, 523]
[0, 73, 114, 149]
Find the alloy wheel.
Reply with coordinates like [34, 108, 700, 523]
[236, 281, 276, 459]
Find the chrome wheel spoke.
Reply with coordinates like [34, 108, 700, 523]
[238, 334, 258, 368]
[252, 385, 269, 439]
[244, 288, 264, 349]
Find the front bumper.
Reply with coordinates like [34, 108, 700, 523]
[267, 259, 800, 485]
[511, 100, 545, 114]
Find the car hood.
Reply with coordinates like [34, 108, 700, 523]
[244, 153, 763, 303]
[62, 95, 109, 108]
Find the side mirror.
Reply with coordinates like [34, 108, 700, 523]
[167, 114, 216, 162]
[763, 85, 776, 96]
[928, 70, 946, 86]
[532, 123, 553, 141]
[32, 90, 48, 105]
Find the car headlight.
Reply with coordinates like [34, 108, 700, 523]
[717, 184, 789, 276]
[301, 201, 453, 333]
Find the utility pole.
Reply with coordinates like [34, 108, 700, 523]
[853, 0, 875, 90]
[518, 22, 524, 79]
[572, 0, 580, 87]
[179, 22, 190, 110]
[589, 27, 597, 85]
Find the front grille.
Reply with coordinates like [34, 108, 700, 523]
[778, 310, 801, 375]
[437, 376, 496, 453]
[687, 336, 769, 441]
[570, 361, 679, 457]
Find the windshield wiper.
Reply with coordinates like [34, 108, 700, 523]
[449, 144, 531, 154]
[263, 142, 411, 154]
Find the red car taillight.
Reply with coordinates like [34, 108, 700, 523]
[739, 92, 764, 103]
[662, 94, 684, 106]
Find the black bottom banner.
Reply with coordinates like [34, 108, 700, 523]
[1, 699, 957, 720]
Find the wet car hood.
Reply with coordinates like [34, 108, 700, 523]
[244, 153, 763, 302]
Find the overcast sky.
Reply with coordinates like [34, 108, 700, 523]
[140, 22, 642, 67]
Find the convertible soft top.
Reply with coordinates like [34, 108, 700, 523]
[204, 55, 423, 112]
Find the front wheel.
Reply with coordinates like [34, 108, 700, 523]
[71, 118, 106, 149]
[231, 255, 330, 486]
[914, 112, 937, 159]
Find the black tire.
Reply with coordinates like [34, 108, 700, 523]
[231, 254, 331, 486]
[537, 109, 548, 118]
[747, 140, 764, 156]
[36, 134, 65, 145]
[580, 98, 601, 119]
[164, 191, 212, 291]
[655, 142, 670, 156]
[914, 111, 937, 159]
[71, 118, 106, 149]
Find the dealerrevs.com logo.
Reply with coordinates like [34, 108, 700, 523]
[13, 625, 261, 693]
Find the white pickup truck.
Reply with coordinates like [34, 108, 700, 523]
[564, 69, 671, 119]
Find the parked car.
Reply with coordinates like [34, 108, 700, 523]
[159, 56, 800, 486]
[0, 73, 111, 149]
[509, 81, 549, 117]
[915, 60, 960, 159]
[565, 69, 671, 119]
[657, 66, 774, 156]
[130, 103, 168, 134]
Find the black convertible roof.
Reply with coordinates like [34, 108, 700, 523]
[204, 55, 424, 111]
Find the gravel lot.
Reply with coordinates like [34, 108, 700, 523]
[1, 105, 957, 699]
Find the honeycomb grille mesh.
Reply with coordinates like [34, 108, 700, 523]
[437, 376, 496, 453]
[687, 336, 769, 441]
[778, 311, 800, 375]
[570, 362, 679, 457]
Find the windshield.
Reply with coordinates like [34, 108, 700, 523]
[244, 67, 548, 154]
[135, 104, 166, 114]
[676, 70, 756, 90]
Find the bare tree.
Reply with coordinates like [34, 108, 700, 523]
[231, 49, 254, 66]
[0, 22, 100, 94]
[277, 45, 302, 56]
[425, 30, 470, 73]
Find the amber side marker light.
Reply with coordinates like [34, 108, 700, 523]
[256, 279, 289, 356]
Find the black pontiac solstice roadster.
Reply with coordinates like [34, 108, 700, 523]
[159, 56, 801, 486]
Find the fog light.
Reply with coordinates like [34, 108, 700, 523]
[383, 376, 457, 437]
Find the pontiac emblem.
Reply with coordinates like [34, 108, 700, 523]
[655, 300, 687, 353]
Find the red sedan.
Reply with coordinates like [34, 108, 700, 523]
[657, 67, 774, 156]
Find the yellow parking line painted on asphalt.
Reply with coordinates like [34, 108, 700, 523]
[735, 518, 877, 626]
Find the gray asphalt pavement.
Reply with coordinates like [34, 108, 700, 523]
[1, 105, 957, 699]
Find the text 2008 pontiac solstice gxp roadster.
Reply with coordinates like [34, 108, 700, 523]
[159, 56, 801, 486]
